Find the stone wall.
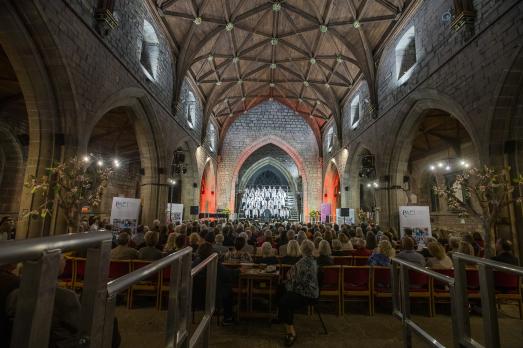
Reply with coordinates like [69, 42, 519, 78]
[217, 101, 322, 218]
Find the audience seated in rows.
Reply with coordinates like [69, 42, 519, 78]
[426, 242, 453, 269]
[368, 240, 394, 266]
[111, 232, 139, 260]
[138, 231, 163, 261]
[316, 240, 334, 266]
[256, 242, 279, 265]
[224, 237, 252, 263]
[396, 236, 425, 267]
[281, 240, 302, 265]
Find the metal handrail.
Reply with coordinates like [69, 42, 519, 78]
[107, 247, 192, 296]
[0, 231, 112, 265]
[452, 252, 523, 275]
[191, 252, 218, 277]
[392, 257, 455, 285]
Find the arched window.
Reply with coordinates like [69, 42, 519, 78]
[326, 127, 334, 152]
[140, 20, 159, 81]
[208, 123, 216, 152]
[186, 90, 196, 128]
[350, 95, 360, 128]
[396, 26, 417, 84]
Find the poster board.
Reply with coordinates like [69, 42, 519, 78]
[320, 203, 331, 223]
[399, 206, 432, 247]
[167, 203, 184, 224]
[110, 197, 141, 233]
[336, 208, 355, 225]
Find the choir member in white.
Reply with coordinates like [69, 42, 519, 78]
[241, 186, 290, 219]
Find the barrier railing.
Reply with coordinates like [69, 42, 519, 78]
[392, 253, 523, 348]
[1, 233, 218, 348]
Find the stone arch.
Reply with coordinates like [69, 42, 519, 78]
[200, 158, 216, 215]
[84, 88, 166, 225]
[0, 1, 77, 238]
[230, 135, 309, 219]
[0, 126, 25, 215]
[323, 160, 341, 220]
[343, 143, 373, 210]
[172, 135, 200, 219]
[239, 157, 297, 193]
[387, 92, 481, 229]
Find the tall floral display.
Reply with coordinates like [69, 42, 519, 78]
[434, 166, 523, 257]
[27, 156, 113, 234]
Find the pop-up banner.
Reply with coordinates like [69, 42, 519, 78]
[320, 203, 332, 223]
[336, 208, 355, 225]
[110, 197, 141, 233]
[399, 206, 432, 247]
[167, 203, 184, 224]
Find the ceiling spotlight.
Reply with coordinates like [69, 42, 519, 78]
[272, 3, 281, 11]
[97, 160, 103, 167]
[194, 17, 202, 25]
[353, 20, 361, 29]
[367, 183, 372, 188]
[437, 162, 444, 168]
[309, 57, 316, 65]
[429, 165, 435, 171]
[445, 165, 451, 171]
[113, 159, 120, 168]
[303, 81, 309, 87]
[319, 25, 328, 33]
[373, 182, 379, 188]
[270, 63, 277, 69]
[82, 155, 90, 163]
[225, 22, 234, 31]
[464, 163, 470, 168]
[271, 37, 279, 46]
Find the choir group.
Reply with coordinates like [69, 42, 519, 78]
[240, 186, 290, 219]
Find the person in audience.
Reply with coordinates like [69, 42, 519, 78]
[426, 242, 453, 269]
[419, 237, 438, 258]
[331, 239, 345, 256]
[296, 231, 307, 245]
[312, 236, 323, 257]
[281, 240, 302, 265]
[463, 233, 480, 256]
[189, 232, 200, 253]
[316, 240, 334, 266]
[277, 239, 319, 346]
[396, 236, 425, 267]
[238, 232, 255, 254]
[213, 233, 230, 256]
[338, 233, 353, 251]
[158, 224, 169, 249]
[279, 230, 295, 257]
[192, 243, 239, 326]
[352, 238, 372, 257]
[163, 233, 177, 254]
[491, 238, 519, 265]
[368, 240, 394, 266]
[447, 236, 461, 258]
[472, 231, 485, 249]
[256, 242, 278, 265]
[139, 231, 163, 261]
[224, 237, 252, 263]
[458, 241, 475, 256]
[131, 225, 146, 249]
[365, 231, 377, 251]
[111, 232, 139, 260]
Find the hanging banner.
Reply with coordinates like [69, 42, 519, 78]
[320, 203, 332, 223]
[336, 208, 355, 225]
[399, 206, 432, 247]
[110, 197, 141, 233]
[167, 203, 184, 224]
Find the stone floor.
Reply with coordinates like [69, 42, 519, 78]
[115, 302, 523, 347]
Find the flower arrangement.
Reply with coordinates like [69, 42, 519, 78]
[309, 210, 320, 222]
[26, 156, 113, 233]
[433, 166, 523, 257]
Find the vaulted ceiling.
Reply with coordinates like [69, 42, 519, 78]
[154, 0, 412, 138]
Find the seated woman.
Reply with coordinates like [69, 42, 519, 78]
[139, 231, 163, 260]
[447, 236, 461, 258]
[189, 232, 200, 254]
[281, 240, 302, 265]
[331, 239, 345, 256]
[316, 240, 334, 266]
[368, 240, 394, 266]
[352, 238, 372, 257]
[255, 242, 279, 265]
[338, 233, 354, 251]
[224, 237, 252, 263]
[277, 240, 319, 346]
[426, 242, 453, 269]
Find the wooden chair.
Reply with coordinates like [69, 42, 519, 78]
[372, 266, 392, 315]
[333, 256, 353, 266]
[129, 260, 159, 309]
[407, 269, 433, 317]
[72, 257, 86, 290]
[431, 269, 454, 315]
[465, 268, 481, 300]
[58, 256, 75, 289]
[108, 260, 131, 305]
[278, 264, 292, 282]
[494, 271, 522, 319]
[352, 256, 369, 266]
[342, 266, 371, 315]
[317, 265, 342, 316]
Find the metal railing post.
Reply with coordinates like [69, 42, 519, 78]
[448, 284, 461, 348]
[101, 296, 117, 348]
[399, 265, 412, 348]
[477, 264, 500, 348]
[80, 240, 112, 347]
[452, 255, 471, 347]
[391, 262, 401, 317]
[10, 250, 61, 348]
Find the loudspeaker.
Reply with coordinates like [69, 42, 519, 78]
[193, 182, 198, 188]
[361, 155, 374, 168]
[504, 140, 516, 154]
[190, 206, 199, 215]
[403, 175, 410, 183]
[344, 186, 349, 191]
[158, 168, 165, 175]
[139, 168, 145, 175]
